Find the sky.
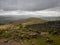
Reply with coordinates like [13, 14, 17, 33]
[0, 0, 60, 17]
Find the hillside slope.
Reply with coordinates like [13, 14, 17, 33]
[25, 20, 60, 32]
[22, 17, 47, 25]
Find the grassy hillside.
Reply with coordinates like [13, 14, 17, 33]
[0, 23, 60, 45]
[26, 20, 60, 32]
[0, 18, 60, 45]
[22, 17, 47, 26]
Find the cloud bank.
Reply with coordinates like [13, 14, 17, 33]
[0, 0, 60, 17]
[0, 10, 60, 17]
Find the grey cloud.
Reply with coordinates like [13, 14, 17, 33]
[46, 6, 60, 11]
[0, 0, 60, 11]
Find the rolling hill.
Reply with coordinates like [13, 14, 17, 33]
[0, 16, 47, 25]
[22, 17, 47, 25]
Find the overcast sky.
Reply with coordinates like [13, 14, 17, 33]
[0, 0, 60, 17]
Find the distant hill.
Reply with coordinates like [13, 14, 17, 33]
[41, 17, 60, 21]
[0, 16, 26, 24]
[0, 15, 60, 25]
[22, 17, 47, 25]
[0, 16, 47, 25]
